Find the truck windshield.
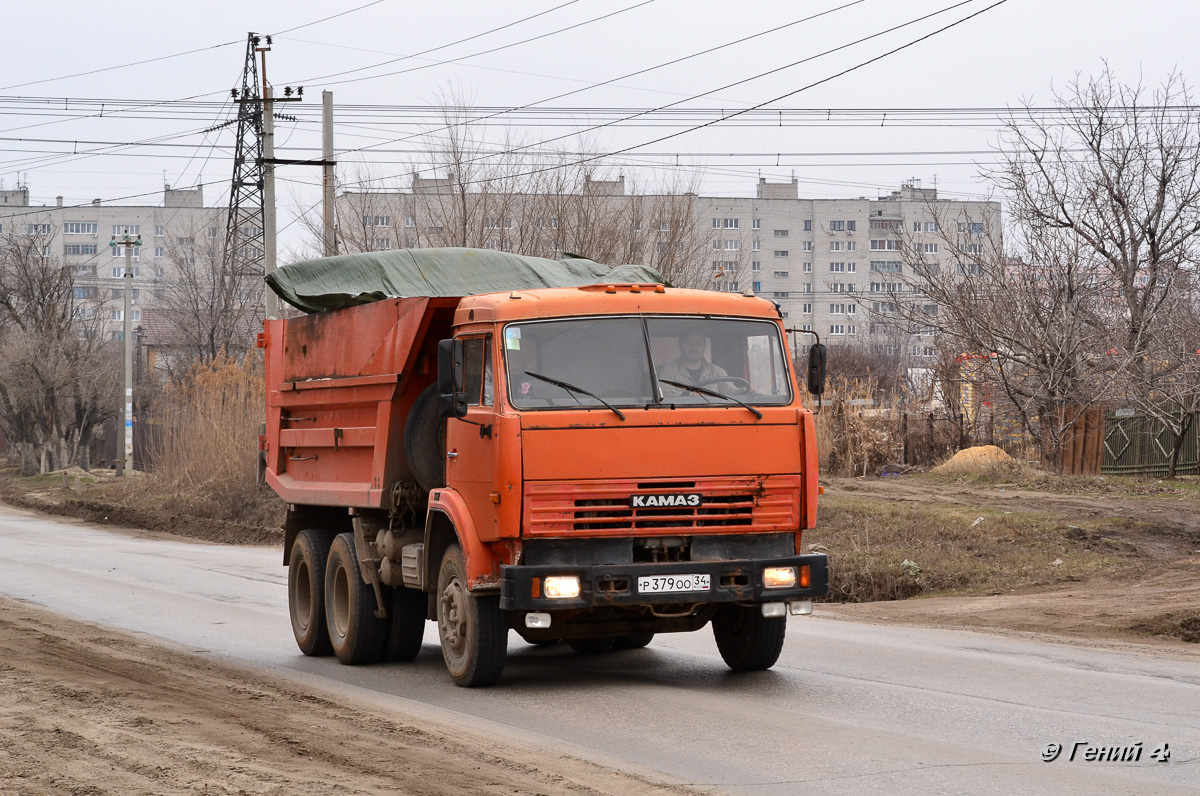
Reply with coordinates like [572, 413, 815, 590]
[503, 316, 792, 410]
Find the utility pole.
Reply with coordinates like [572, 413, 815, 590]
[110, 228, 141, 477]
[322, 90, 337, 257]
[262, 81, 279, 319]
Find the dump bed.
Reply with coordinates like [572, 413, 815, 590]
[262, 296, 458, 508]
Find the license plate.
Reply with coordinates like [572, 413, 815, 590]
[637, 573, 711, 594]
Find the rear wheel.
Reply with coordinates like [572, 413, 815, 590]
[380, 585, 427, 662]
[288, 528, 333, 656]
[612, 632, 655, 650]
[437, 545, 507, 687]
[567, 636, 616, 654]
[712, 605, 785, 671]
[325, 532, 387, 665]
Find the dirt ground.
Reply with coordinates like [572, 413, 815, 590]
[0, 597, 706, 796]
[816, 475, 1200, 648]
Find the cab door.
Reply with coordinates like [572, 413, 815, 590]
[445, 334, 500, 539]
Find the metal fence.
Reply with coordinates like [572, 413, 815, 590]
[1101, 411, 1200, 476]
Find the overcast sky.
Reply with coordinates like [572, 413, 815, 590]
[3, 0, 1197, 253]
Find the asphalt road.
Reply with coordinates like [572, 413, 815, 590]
[1, 503, 1197, 795]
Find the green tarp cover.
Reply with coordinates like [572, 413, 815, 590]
[265, 247, 668, 313]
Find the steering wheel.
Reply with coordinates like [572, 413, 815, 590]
[697, 376, 751, 390]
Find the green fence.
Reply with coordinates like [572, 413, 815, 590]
[1102, 411, 1200, 476]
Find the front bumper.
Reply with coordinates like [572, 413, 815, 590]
[499, 553, 829, 611]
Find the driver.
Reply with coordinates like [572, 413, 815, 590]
[658, 330, 732, 396]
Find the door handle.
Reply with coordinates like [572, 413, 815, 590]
[447, 452, 458, 459]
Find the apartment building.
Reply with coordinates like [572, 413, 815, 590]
[0, 184, 228, 338]
[699, 178, 1000, 356]
[336, 176, 1000, 357]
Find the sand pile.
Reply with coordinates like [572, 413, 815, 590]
[933, 445, 1017, 475]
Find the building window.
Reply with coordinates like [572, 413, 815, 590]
[112, 309, 124, 321]
[112, 225, 140, 236]
[847, 220, 856, 232]
[176, 236, 194, 245]
[925, 222, 938, 233]
[723, 218, 739, 229]
[870, 239, 900, 251]
[752, 240, 761, 251]
[830, 241, 845, 252]
[405, 216, 415, 228]
[802, 303, 812, 314]
[154, 266, 165, 278]
[112, 266, 140, 277]
[871, 219, 902, 231]
[803, 241, 813, 252]
[830, 220, 846, 232]
[753, 281, 762, 292]
[924, 243, 939, 254]
[958, 222, 985, 234]
[64, 244, 98, 256]
[73, 286, 98, 299]
[829, 324, 845, 336]
[155, 225, 164, 237]
[112, 247, 141, 261]
[154, 247, 166, 258]
[830, 303, 845, 314]
[870, 260, 903, 273]
[752, 261, 761, 271]
[724, 240, 739, 250]
[960, 243, 983, 254]
[802, 283, 812, 293]
[802, 323, 812, 331]
[913, 222, 921, 232]
[63, 222, 98, 235]
[23, 224, 52, 235]
[773, 229, 789, 238]
[773, 291, 789, 299]
[773, 270, 788, 278]
[773, 250, 789, 258]
[77, 264, 97, 276]
[803, 262, 812, 273]
[374, 238, 392, 250]
[958, 262, 984, 276]
[752, 219, 761, 230]
[657, 220, 670, 232]
[803, 220, 811, 231]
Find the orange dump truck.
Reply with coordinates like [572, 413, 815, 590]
[263, 249, 828, 686]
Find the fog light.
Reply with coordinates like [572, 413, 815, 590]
[543, 576, 581, 599]
[789, 600, 813, 616]
[761, 602, 786, 617]
[763, 566, 797, 589]
[525, 612, 551, 629]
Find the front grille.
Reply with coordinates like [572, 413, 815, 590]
[525, 476, 799, 536]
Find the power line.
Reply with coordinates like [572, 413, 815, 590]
[302, 0, 659, 88]
[270, 0, 390, 37]
[408, 0, 1003, 188]
[290, 0, 583, 85]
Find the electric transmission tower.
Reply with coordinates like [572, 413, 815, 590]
[222, 33, 268, 289]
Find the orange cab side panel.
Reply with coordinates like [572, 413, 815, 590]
[427, 489, 500, 588]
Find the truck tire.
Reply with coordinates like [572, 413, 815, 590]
[612, 632, 655, 650]
[712, 605, 786, 671]
[567, 636, 616, 654]
[379, 584, 426, 662]
[325, 532, 387, 665]
[288, 528, 333, 657]
[404, 384, 446, 493]
[436, 545, 507, 687]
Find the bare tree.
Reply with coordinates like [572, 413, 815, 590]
[0, 225, 117, 473]
[1122, 274, 1200, 476]
[155, 216, 262, 370]
[994, 67, 1200, 399]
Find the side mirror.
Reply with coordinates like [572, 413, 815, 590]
[806, 343, 826, 396]
[437, 338, 468, 419]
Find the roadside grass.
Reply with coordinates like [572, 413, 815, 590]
[1129, 612, 1200, 644]
[912, 469, 1200, 498]
[808, 493, 1141, 603]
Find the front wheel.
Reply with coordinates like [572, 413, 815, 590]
[712, 605, 785, 671]
[437, 545, 507, 687]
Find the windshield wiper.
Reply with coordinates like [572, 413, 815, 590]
[658, 379, 762, 419]
[524, 371, 626, 421]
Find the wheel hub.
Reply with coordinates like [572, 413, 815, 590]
[440, 578, 469, 656]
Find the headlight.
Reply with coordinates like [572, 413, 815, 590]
[762, 566, 797, 589]
[543, 576, 581, 599]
